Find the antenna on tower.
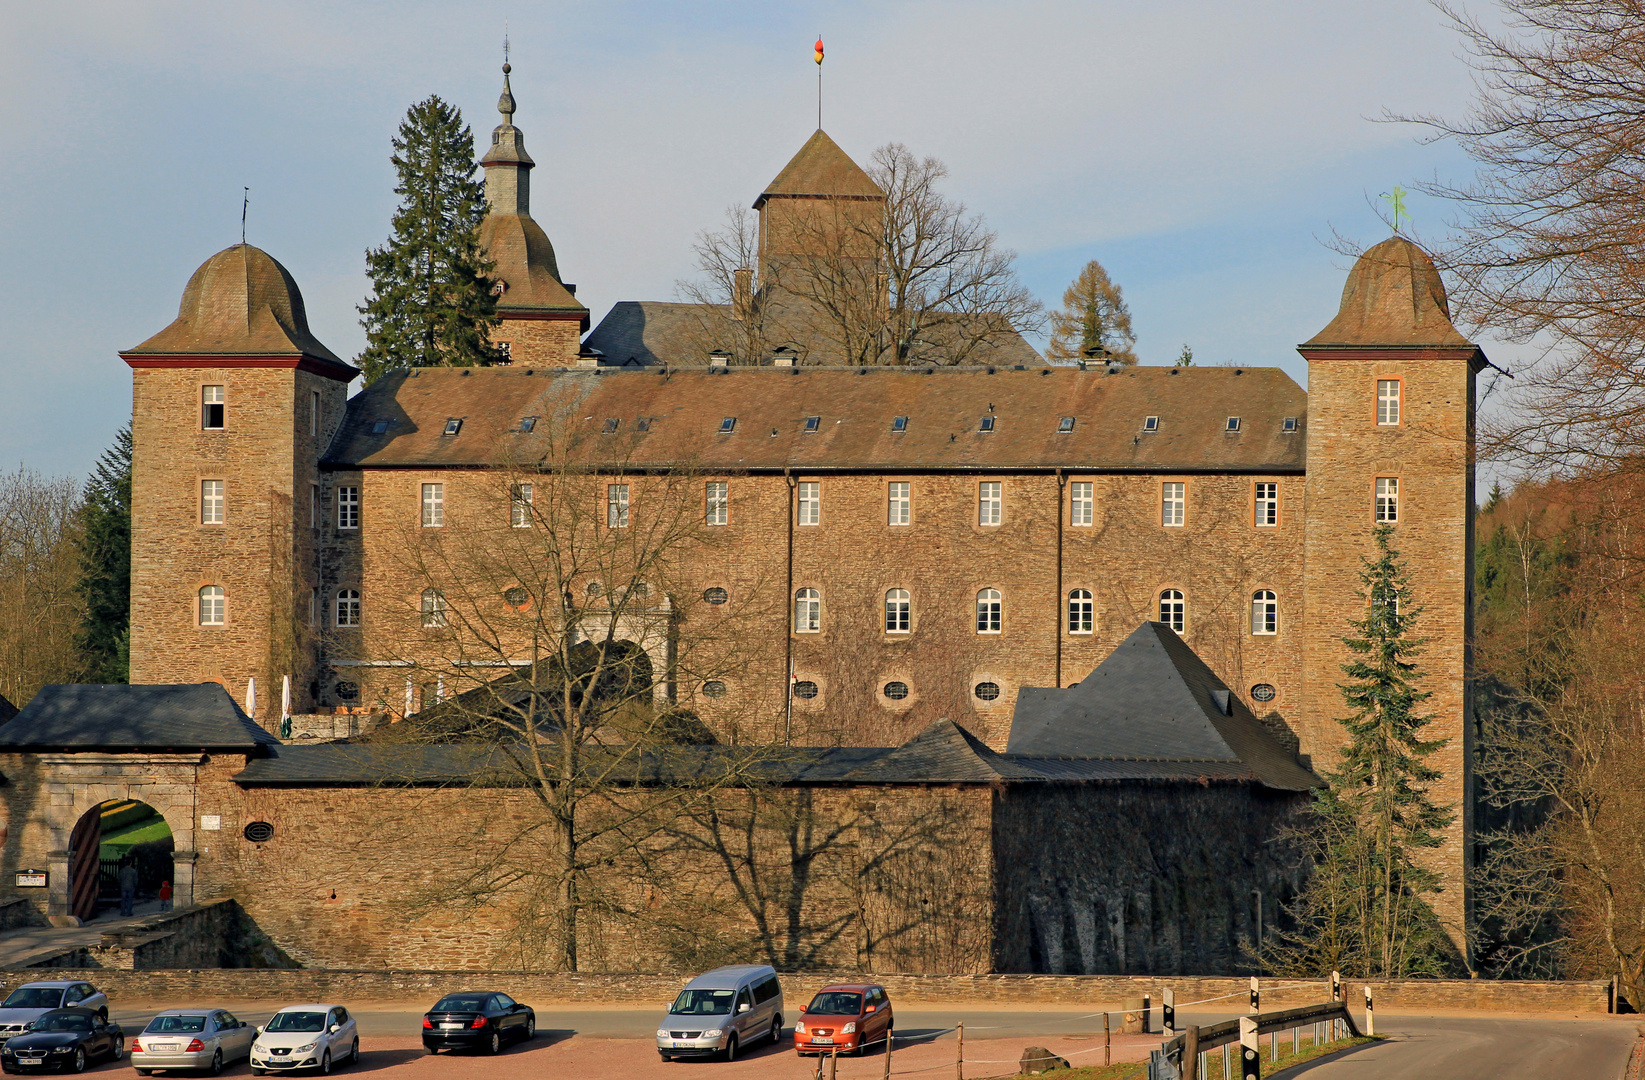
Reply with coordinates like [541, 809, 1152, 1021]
[241, 187, 249, 244]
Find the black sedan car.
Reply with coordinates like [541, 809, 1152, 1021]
[421, 992, 535, 1055]
[0, 1009, 124, 1074]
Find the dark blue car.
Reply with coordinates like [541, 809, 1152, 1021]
[0, 1008, 124, 1074]
[421, 992, 535, 1055]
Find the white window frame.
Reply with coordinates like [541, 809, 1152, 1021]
[1159, 589, 1185, 633]
[198, 585, 225, 626]
[1162, 482, 1185, 527]
[978, 481, 1002, 526]
[1254, 482, 1278, 527]
[421, 589, 447, 628]
[1376, 477, 1399, 523]
[336, 486, 360, 530]
[606, 483, 628, 529]
[888, 481, 911, 526]
[421, 483, 445, 527]
[1377, 379, 1401, 426]
[706, 481, 729, 526]
[976, 588, 1002, 634]
[1070, 481, 1093, 526]
[1251, 590, 1278, 635]
[1068, 589, 1093, 634]
[797, 481, 820, 526]
[793, 588, 821, 633]
[885, 588, 911, 634]
[201, 385, 225, 430]
[336, 588, 361, 628]
[200, 479, 224, 525]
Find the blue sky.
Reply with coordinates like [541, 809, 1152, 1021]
[0, 0, 1512, 480]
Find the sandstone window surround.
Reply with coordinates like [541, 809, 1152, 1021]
[337, 486, 359, 530]
[1251, 590, 1277, 635]
[1070, 481, 1093, 526]
[1161, 482, 1186, 527]
[1377, 379, 1402, 425]
[200, 480, 224, 525]
[1375, 477, 1399, 522]
[198, 585, 225, 626]
[606, 483, 628, 529]
[888, 481, 910, 526]
[1067, 589, 1093, 634]
[976, 588, 1002, 633]
[978, 481, 1002, 526]
[336, 589, 361, 628]
[706, 481, 729, 525]
[885, 588, 911, 633]
[794, 588, 821, 633]
[1159, 588, 1185, 633]
[1254, 482, 1278, 527]
[797, 481, 820, 526]
[201, 384, 224, 430]
[421, 589, 447, 628]
[421, 483, 445, 527]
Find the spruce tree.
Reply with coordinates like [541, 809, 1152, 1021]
[75, 425, 131, 683]
[1268, 525, 1458, 977]
[358, 96, 499, 383]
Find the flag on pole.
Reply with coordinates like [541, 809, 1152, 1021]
[814, 37, 824, 64]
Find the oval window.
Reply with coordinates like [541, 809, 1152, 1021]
[333, 681, 359, 701]
[702, 680, 727, 699]
[883, 681, 910, 701]
[243, 821, 275, 843]
[703, 587, 728, 605]
[1251, 683, 1277, 703]
[503, 587, 530, 607]
[793, 680, 819, 700]
[973, 681, 1001, 702]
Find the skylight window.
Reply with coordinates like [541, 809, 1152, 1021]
[1226, 417, 1242, 432]
[892, 416, 908, 432]
[719, 417, 737, 434]
[803, 416, 820, 433]
[371, 419, 389, 434]
[1143, 416, 1159, 432]
[637, 418, 652, 432]
[443, 418, 463, 436]
[602, 418, 620, 434]
[1058, 416, 1075, 433]
[979, 416, 996, 433]
[520, 416, 537, 433]
[1282, 417, 1297, 433]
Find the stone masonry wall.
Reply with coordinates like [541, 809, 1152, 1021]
[492, 315, 582, 367]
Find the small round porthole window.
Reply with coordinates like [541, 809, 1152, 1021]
[973, 681, 1001, 702]
[702, 680, 727, 698]
[1251, 683, 1277, 703]
[793, 680, 819, 700]
[703, 587, 728, 605]
[883, 681, 910, 701]
[243, 821, 275, 844]
[334, 681, 359, 701]
[504, 586, 530, 607]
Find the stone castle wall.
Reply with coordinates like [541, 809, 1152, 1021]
[492, 315, 582, 367]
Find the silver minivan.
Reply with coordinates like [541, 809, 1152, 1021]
[656, 964, 783, 1062]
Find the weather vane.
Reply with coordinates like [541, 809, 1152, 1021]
[1380, 185, 1410, 234]
[241, 187, 249, 244]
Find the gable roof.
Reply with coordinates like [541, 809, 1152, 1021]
[0, 684, 278, 752]
[1006, 622, 1320, 791]
[755, 129, 884, 208]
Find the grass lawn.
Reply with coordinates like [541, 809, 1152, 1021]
[101, 816, 172, 849]
[994, 1034, 1376, 1080]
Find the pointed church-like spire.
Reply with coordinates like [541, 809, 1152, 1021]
[480, 60, 535, 216]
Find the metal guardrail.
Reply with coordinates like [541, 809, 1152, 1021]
[1149, 1000, 1362, 1080]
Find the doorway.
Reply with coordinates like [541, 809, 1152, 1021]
[67, 800, 174, 922]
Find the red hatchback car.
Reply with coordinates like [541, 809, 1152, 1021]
[793, 984, 893, 1056]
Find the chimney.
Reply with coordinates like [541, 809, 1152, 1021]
[771, 346, 797, 367]
[709, 349, 731, 368]
[733, 268, 753, 322]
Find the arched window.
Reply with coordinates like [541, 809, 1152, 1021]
[885, 589, 910, 633]
[794, 588, 821, 633]
[1158, 589, 1185, 633]
[421, 589, 447, 628]
[335, 589, 361, 627]
[1067, 589, 1093, 634]
[976, 589, 1002, 634]
[1251, 590, 1278, 635]
[198, 586, 225, 626]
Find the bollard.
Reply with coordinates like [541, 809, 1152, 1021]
[1364, 984, 1375, 1037]
[1163, 988, 1176, 1036]
[956, 1021, 964, 1080]
[1104, 1010, 1111, 1066]
[1239, 1017, 1260, 1080]
[829, 1048, 838, 1080]
[884, 1018, 893, 1080]
[1270, 1030, 1277, 1063]
[1144, 992, 1152, 1034]
[1249, 976, 1259, 1014]
[1222, 1042, 1231, 1078]
[1183, 1025, 1200, 1080]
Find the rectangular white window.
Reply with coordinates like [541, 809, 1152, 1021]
[1162, 482, 1185, 527]
[1254, 482, 1278, 527]
[978, 481, 1002, 526]
[706, 481, 729, 525]
[607, 484, 629, 528]
[1376, 477, 1399, 522]
[200, 480, 224, 525]
[199, 586, 225, 626]
[310, 390, 321, 436]
[888, 482, 910, 526]
[794, 588, 821, 633]
[1252, 590, 1278, 635]
[1377, 380, 1401, 425]
[422, 483, 444, 527]
[797, 481, 820, 526]
[337, 486, 359, 530]
[1070, 481, 1093, 526]
[201, 385, 225, 430]
[335, 589, 361, 628]
[507, 483, 533, 527]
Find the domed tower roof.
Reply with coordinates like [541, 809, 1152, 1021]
[1303, 236, 1471, 349]
[123, 243, 352, 372]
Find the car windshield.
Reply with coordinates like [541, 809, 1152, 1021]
[433, 996, 489, 1013]
[670, 989, 735, 1015]
[35, 1014, 91, 1032]
[807, 993, 863, 1016]
[145, 1015, 207, 1033]
[1, 989, 62, 1010]
[265, 1011, 326, 1033]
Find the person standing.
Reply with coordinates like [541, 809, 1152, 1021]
[158, 880, 172, 912]
[117, 859, 138, 917]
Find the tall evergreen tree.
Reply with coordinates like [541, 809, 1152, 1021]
[75, 425, 131, 683]
[358, 96, 499, 383]
[1268, 526, 1459, 977]
[1045, 259, 1137, 364]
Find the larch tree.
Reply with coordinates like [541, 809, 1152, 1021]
[358, 96, 500, 383]
[75, 426, 131, 683]
[1045, 259, 1137, 364]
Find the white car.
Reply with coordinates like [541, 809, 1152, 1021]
[249, 1004, 358, 1075]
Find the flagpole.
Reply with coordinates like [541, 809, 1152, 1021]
[814, 37, 824, 130]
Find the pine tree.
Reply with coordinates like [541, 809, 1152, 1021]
[1268, 525, 1459, 977]
[1046, 259, 1137, 364]
[75, 425, 131, 683]
[358, 96, 499, 383]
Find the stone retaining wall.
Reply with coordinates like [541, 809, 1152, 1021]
[0, 969, 1608, 1014]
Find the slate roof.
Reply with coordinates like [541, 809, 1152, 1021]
[0, 694, 16, 725]
[582, 301, 723, 367]
[844, 718, 1044, 783]
[0, 684, 278, 752]
[480, 213, 586, 321]
[322, 364, 1306, 474]
[1006, 622, 1320, 791]
[1303, 237, 1474, 351]
[755, 129, 884, 207]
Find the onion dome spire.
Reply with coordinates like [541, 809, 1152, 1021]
[497, 61, 516, 124]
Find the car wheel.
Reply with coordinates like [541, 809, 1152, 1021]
[136, 1071, 152, 1077]
[523, 1015, 535, 1040]
[97, 1009, 107, 1023]
[486, 1031, 500, 1055]
[660, 1054, 672, 1062]
[208, 1049, 223, 1075]
[71, 1047, 85, 1072]
[251, 1070, 265, 1077]
[350, 1037, 358, 1063]
[319, 1049, 332, 1075]
[111, 1035, 125, 1060]
[426, 1046, 439, 1055]
[770, 1014, 782, 1045]
[723, 1034, 738, 1063]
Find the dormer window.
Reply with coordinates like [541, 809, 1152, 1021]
[1058, 416, 1075, 433]
[1282, 417, 1297, 433]
[371, 419, 390, 435]
[443, 418, 463, 436]
[520, 416, 537, 433]
[1225, 417, 1242, 432]
[979, 416, 996, 433]
[636, 417, 652, 432]
[719, 417, 737, 434]
[803, 416, 820, 433]
[201, 385, 225, 430]
[602, 418, 620, 435]
[892, 416, 908, 432]
[1143, 416, 1159, 432]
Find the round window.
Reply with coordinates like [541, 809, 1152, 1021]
[793, 680, 819, 700]
[702, 680, 727, 699]
[973, 681, 1001, 702]
[703, 587, 728, 605]
[503, 587, 530, 607]
[333, 681, 359, 701]
[883, 681, 910, 700]
[1251, 683, 1277, 703]
[243, 821, 275, 843]
[585, 581, 602, 596]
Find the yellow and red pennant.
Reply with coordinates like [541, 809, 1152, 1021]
[814, 38, 824, 65]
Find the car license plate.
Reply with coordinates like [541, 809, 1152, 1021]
[152, 1042, 178, 1051]
[813, 1037, 834, 1044]
[19, 1057, 41, 1065]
